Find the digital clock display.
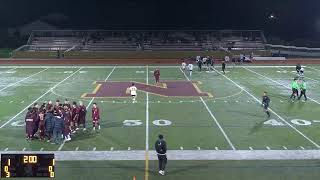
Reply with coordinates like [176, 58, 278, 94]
[1, 154, 54, 178]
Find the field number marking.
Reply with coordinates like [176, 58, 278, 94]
[122, 119, 172, 127]
[264, 119, 317, 126]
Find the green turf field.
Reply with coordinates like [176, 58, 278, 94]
[0, 64, 320, 179]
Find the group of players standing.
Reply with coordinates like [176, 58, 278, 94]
[290, 64, 307, 102]
[24, 99, 101, 144]
[261, 64, 308, 120]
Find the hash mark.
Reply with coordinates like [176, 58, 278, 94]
[110, 147, 114, 151]
[40, 148, 44, 151]
[22, 148, 26, 151]
[266, 146, 271, 150]
[75, 147, 79, 151]
[4, 148, 8, 151]
[128, 147, 131, 151]
[249, 147, 253, 150]
[215, 147, 219, 150]
[180, 146, 184, 150]
[93, 147, 96, 151]
[300, 146, 305, 150]
[197, 147, 201, 150]
[282, 146, 288, 150]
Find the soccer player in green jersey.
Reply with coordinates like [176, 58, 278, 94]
[298, 80, 307, 101]
[290, 78, 299, 102]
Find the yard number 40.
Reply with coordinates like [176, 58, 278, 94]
[264, 119, 313, 126]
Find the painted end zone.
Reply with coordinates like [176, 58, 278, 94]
[83, 81, 212, 98]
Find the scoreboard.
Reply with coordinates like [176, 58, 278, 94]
[1, 154, 55, 178]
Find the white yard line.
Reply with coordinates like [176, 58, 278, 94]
[145, 66, 150, 180]
[58, 66, 116, 151]
[179, 68, 236, 150]
[0, 68, 48, 92]
[244, 67, 320, 105]
[2, 150, 320, 160]
[277, 67, 319, 83]
[87, 66, 117, 108]
[215, 68, 320, 149]
[0, 68, 83, 128]
[146, 65, 149, 151]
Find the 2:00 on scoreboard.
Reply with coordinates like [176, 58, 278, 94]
[1, 154, 55, 178]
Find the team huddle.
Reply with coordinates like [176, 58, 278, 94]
[24, 99, 101, 144]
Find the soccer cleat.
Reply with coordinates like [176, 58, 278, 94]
[93, 127, 96, 131]
[98, 125, 101, 130]
[159, 170, 165, 176]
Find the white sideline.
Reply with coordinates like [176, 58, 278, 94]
[179, 68, 236, 150]
[214, 68, 320, 149]
[0, 68, 83, 128]
[0, 68, 48, 92]
[1, 150, 320, 161]
[0, 65, 303, 69]
[244, 67, 320, 105]
[58, 66, 117, 151]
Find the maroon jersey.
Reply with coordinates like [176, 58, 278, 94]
[154, 70, 160, 77]
[78, 105, 87, 124]
[71, 106, 80, 123]
[25, 112, 35, 136]
[63, 111, 72, 135]
[92, 107, 100, 121]
[38, 112, 45, 128]
[46, 104, 53, 111]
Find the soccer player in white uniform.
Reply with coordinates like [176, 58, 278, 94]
[188, 63, 193, 78]
[224, 56, 230, 63]
[181, 61, 187, 70]
[129, 83, 138, 103]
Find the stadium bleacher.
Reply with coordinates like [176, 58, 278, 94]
[16, 30, 266, 53]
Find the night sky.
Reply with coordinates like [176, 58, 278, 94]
[0, 0, 319, 38]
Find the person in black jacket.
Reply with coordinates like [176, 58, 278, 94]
[44, 110, 54, 142]
[155, 134, 167, 176]
[52, 111, 64, 144]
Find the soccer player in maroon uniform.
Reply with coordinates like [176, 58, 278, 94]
[32, 103, 40, 136]
[46, 100, 53, 111]
[63, 99, 71, 109]
[154, 68, 160, 84]
[63, 105, 72, 141]
[92, 103, 100, 130]
[38, 109, 45, 140]
[71, 102, 80, 132]
[78, 101, 87, 131]
[25, 107, 35, 141]
[54, 100, 61, 112]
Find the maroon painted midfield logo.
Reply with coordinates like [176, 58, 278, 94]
[82, 81, 212, 98]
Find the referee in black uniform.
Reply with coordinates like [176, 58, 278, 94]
[262, 91, 271, 118]
[155, 134, 167, 176]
